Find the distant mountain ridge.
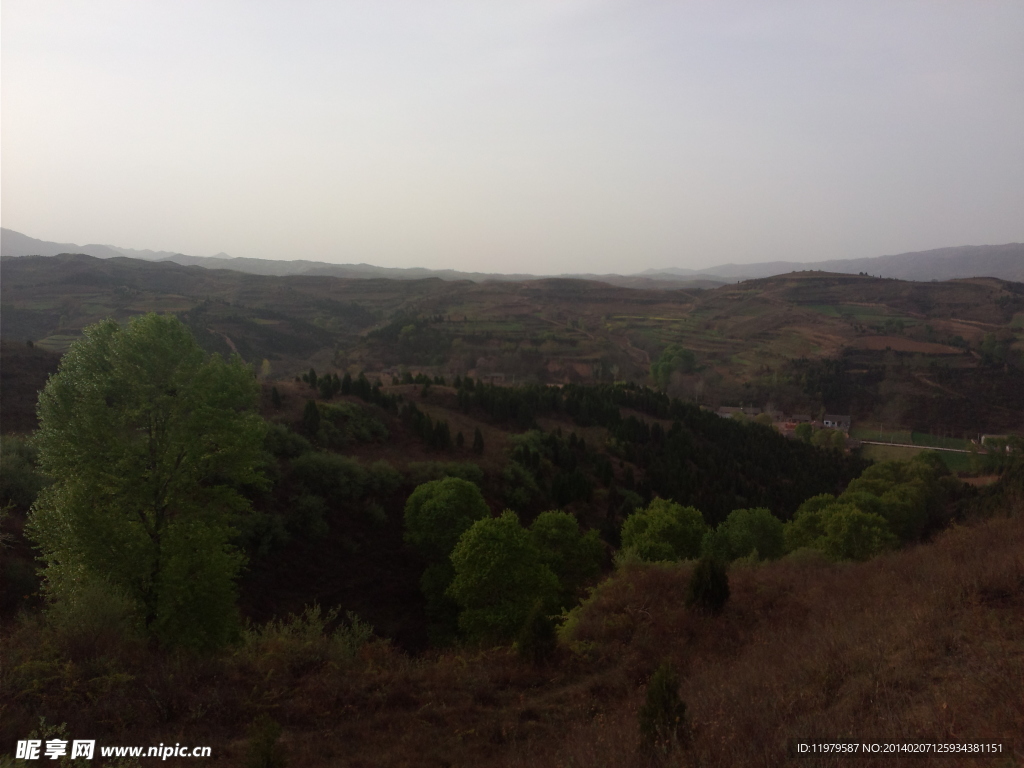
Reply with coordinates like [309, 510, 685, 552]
[2, 228, 1021, 284]
[0, 228, 188, 262]
[641, 243, 1024, 282]
[0, 228, 722, 289]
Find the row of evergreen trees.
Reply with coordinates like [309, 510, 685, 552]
[399, 401, 484, 454]
[451, 378, 863, 524]
[300, 367, 401, 410]
[284, 371, 860, 525]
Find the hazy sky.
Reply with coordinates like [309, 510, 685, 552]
[3, 1, 1022, 274]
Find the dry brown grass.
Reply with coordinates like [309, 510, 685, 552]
[3, 513, 1022, 767]
[517, 518, 1024, 768]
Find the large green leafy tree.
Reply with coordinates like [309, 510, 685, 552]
[528, 511, 604, 607]
[403, 477, 490, 642]
[404, 477, 490, 562]
[702, 507, 786, 561]
[448, 511, 559, 643]
[27, 314, 267, 650]
[620, 499, 708, 562]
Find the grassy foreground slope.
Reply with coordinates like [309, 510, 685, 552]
[2, 487, 1020, 767]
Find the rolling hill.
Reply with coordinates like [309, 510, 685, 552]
[2, 252, 1022, 435]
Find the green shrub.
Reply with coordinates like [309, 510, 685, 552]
[620, 499, 708, 562]
[244, 714, 287, 768]
[685, 556, 729, 615]
[43, 580, 146, 661]
[317, 401, 388, 446]
[263, 422, 312, 459]
[239, 604, 374, 675]
[290, 452, 368, 505]
[639, 661, 688, 753]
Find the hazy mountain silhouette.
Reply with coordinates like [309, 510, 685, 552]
[642, 243, 1024, 282]
[3, 228, 1020, 284]
[0, 228, 190, 262]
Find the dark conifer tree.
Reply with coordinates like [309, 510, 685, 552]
[302, 399, 320, 436]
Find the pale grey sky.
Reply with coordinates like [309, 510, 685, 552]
[2, 1, 1022, 274]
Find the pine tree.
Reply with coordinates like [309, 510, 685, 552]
[473, 427, 485, 454]
[302, 399, 320, 437]
[685, 556, 729, 615]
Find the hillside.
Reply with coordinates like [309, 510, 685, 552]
[2, 483, 1021, 767]
[3, 253, 1022, 435]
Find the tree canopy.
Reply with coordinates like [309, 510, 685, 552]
[403, 476, 490, 642]
[528, 510, 604, 606]
[781, 454, 949, 560]
[403, 476, 489, 563]
[448, 511, 559, 642]
[620, 499, 708, 562]
[702, 507, 786, 561]
[28, 314, 266, 650]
